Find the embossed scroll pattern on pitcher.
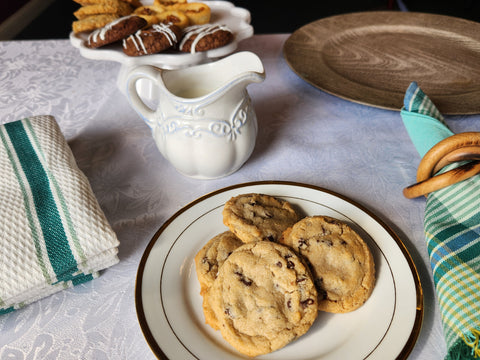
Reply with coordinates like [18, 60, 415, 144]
[160, 95, 253, 141]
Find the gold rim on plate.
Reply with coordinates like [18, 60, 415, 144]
[135, 180, 423, 359]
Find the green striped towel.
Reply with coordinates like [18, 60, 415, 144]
[401, 82, 480, 359]
[0, 116, 119, 314]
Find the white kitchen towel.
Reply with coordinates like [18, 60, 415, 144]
[0, 115, 119, 314]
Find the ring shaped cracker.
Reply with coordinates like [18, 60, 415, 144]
[403, 132, 480, 198]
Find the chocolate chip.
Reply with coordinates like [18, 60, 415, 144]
[235, 271, 253, 286]
[296, 276, 306, 283]
[202, 257, 213, 271]
[242, 278, 252, 286]
[298, 238, 308, 249]
[276, 261, 282, 267]
[301, 298, 315, 308]
[318, 225, 333, 237]
[287, 300, 292, 309]
[287, 260, 295, 269]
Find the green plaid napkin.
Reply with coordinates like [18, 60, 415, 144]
[0, 116, 119, 314]
[401, 82, 480, 359]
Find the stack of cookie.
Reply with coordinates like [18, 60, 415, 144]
[72, 0, 210, 33]
[194, 193, 376, 357]
[72, 0, 234, 55]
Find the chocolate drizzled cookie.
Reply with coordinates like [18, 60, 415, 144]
[85, 15, 147, 48]
[178, 24, 233, 53]
[122, 23, 181, 56]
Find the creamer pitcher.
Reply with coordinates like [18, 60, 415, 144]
[126, 51, 265, 179]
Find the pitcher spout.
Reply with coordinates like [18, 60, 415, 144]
[161, 51, 265, 100]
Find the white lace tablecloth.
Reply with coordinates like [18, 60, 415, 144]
[0, 34, 478, 359]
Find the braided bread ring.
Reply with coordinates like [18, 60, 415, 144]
[403, 132, 480, 198]
[432, 146, 480, 174]
[416, 132, 480, 182]
[403, 161, 480, 198]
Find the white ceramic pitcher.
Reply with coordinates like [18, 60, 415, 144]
[126, 51, 265, 179]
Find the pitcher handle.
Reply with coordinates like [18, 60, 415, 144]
[126, 65, 162, 129]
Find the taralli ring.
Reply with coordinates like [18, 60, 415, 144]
[403, 132, 480, 198]
[403, 161, 480, 198]
[433, 146, 480, 174]
[416, 132, 480, 182]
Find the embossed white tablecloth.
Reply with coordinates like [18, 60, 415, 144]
[0, 34, 478, 359]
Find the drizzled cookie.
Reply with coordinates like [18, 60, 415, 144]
[122, 23, 181, 56]
[85, 15, 147, 48]
[178, 24, 233, 53]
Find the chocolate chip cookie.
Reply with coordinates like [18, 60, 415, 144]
[194, 231, 243, 296]
[279, 216, 375, 313]
[204, 241, 318, 357]
[222, 193, 299, 243]
[195, 231, 243, 330]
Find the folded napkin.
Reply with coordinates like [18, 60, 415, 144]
[0, 116, 119, 314]
[401, 82, 480, 359]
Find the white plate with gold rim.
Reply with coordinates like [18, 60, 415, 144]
[135, 181, 423, 359]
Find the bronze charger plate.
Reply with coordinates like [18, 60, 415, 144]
[283, 11, 480, 114]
